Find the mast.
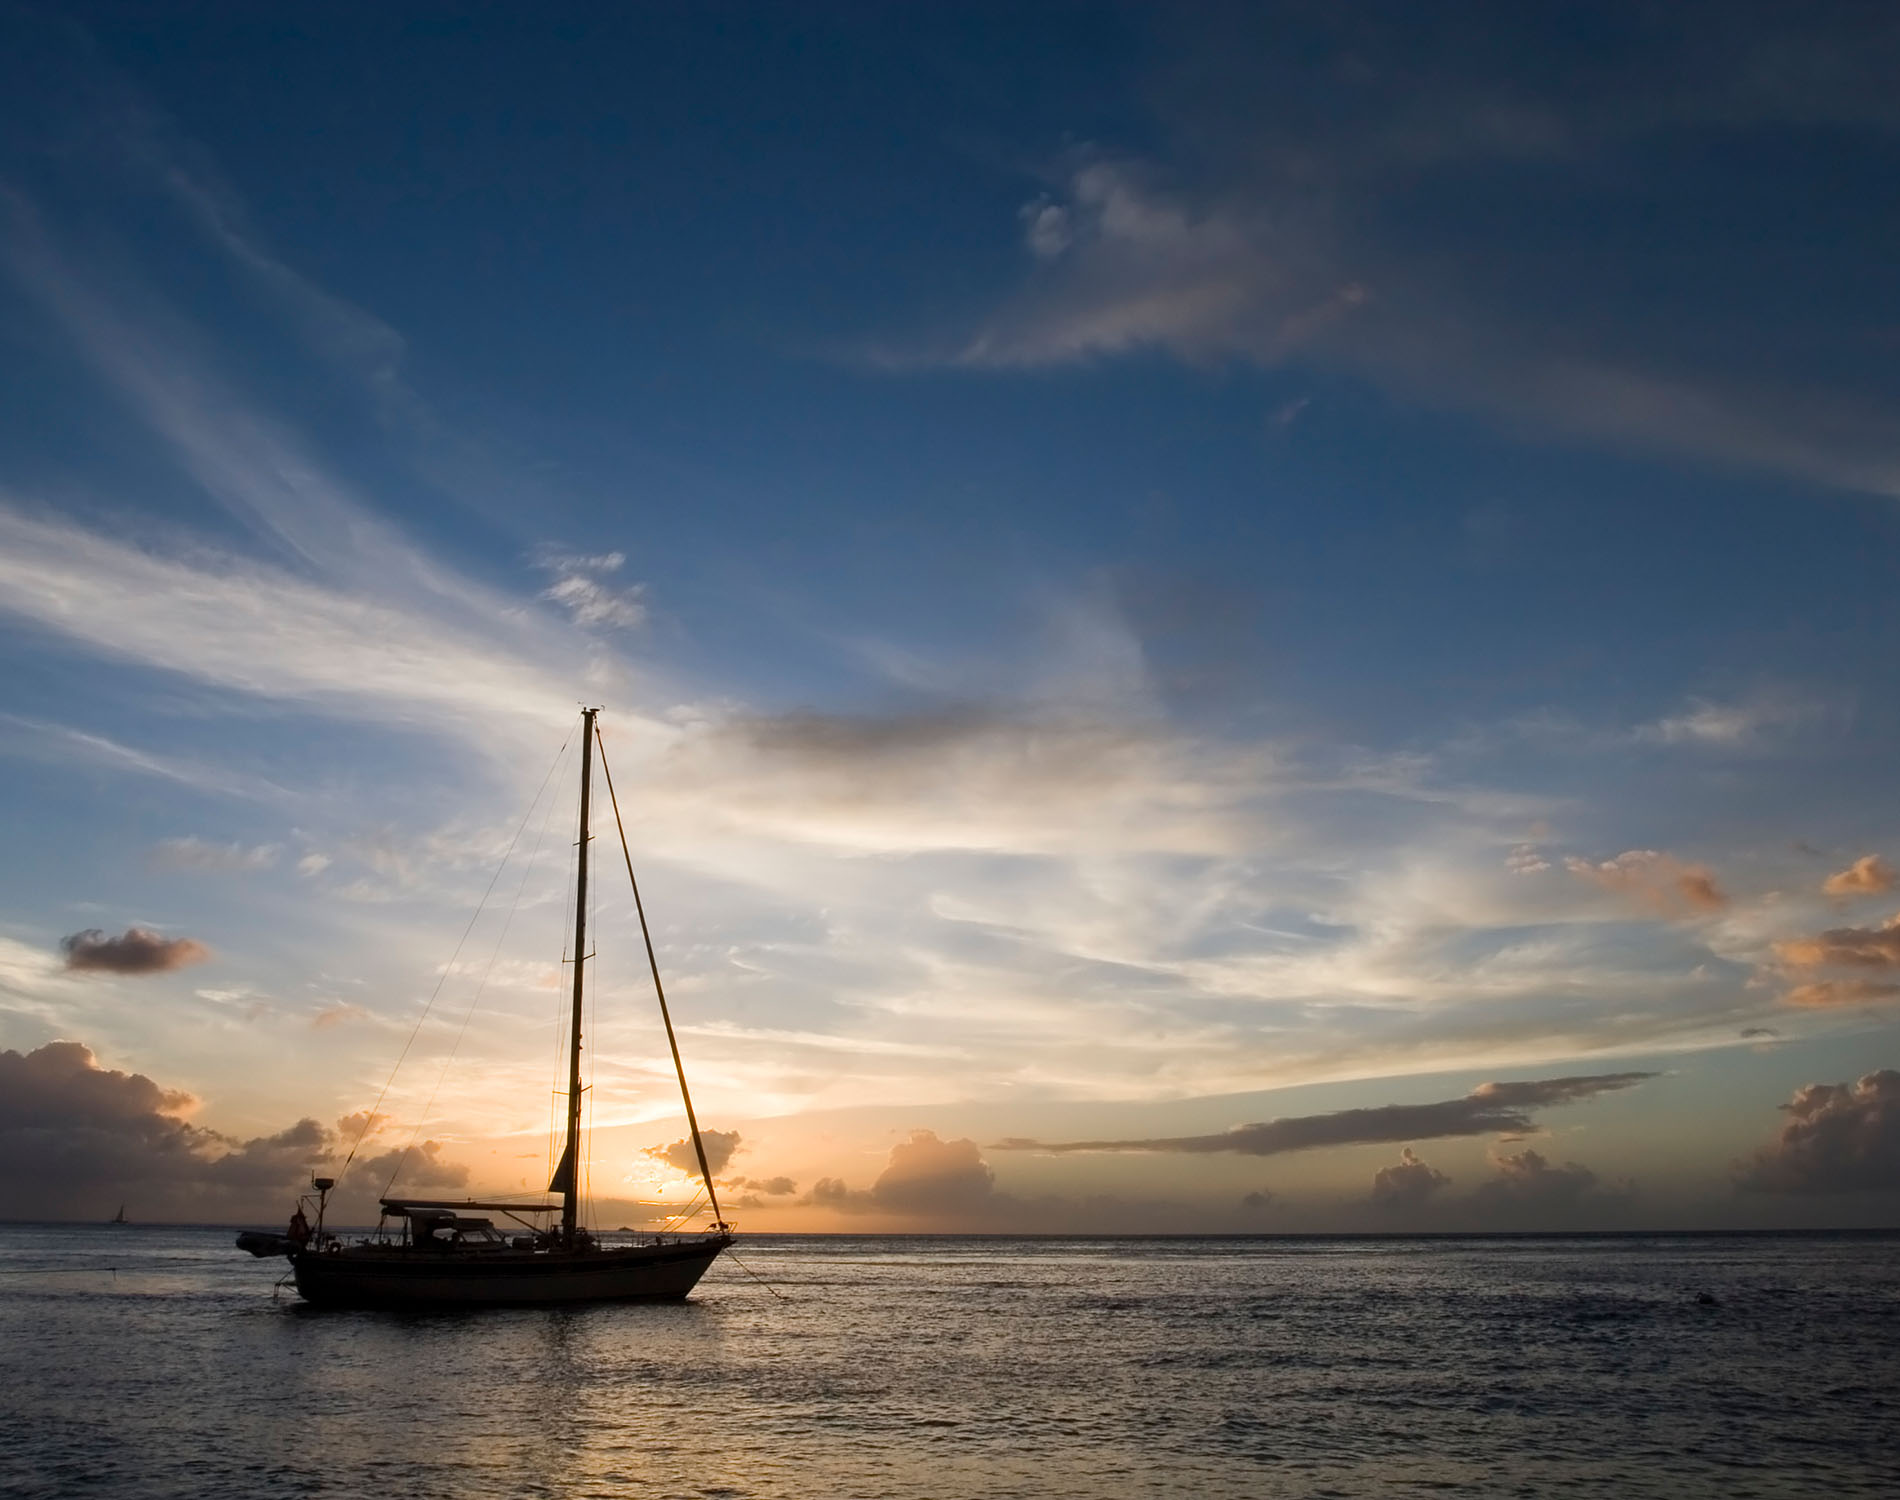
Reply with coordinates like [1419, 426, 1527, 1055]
[594, 719, 728, 1231]
[556, 706, 597, 1243]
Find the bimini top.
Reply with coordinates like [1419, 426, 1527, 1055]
[380, 1199, 562, 1217]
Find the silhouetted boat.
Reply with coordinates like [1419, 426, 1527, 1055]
[237, 707, 731, 1306]
[108, 1205, 127, 1225]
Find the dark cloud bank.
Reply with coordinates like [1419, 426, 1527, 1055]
[10, 1043, 1897, 1227]
[0, 1041, 463, 1221]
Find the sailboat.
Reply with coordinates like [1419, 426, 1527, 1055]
[108, 1205, 128, 1225]
[236, 707, 732, 1306]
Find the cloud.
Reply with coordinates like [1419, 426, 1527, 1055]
[1633, 696, 1819, 749]
[358, 1139, 469, 1194]
[726, 1175, 797, 1196]
[801, 1130, 1000, 1219]
[1780, 980, 1900, 1009]
[335, 1110, 390, 1142]
[660, 704, 1276, 859]
[148, 129, 420, 428]
[1369, 1147, 1451, 1209]
[1019, 198, 1073, 260]
[1506, 844, 1551, 875]
[0, 714, 293, 805]
[4, 25, 1868, 1134]
[0, 506, 579, 742]
[1565, 850, 1727, 917]
[1734, 1071, 1900, 1194]
[1770, 909, 1900, 1004]
[60, 927, 210, 975]
[1497, 694, 1834, 759]
[930, 14, 1900, 497]
[311, 1002, 372, 1030]
[1774, 915, 1900, 970]
[645, 1128, 741, 1178]
[1472, 1148, 1603, 1210]
[868, 1131, 997, 1215]
[1824, 856, 1895, 898]
[1239, 1188, 1275, 1213]
[994, 1072, 1654, 1157]
[0, 1041, 329, 1219]
[805, 1177, 854, 1207]
[957, 159, 1355, 371]
[534, 547, 647, 630]
[1, 170, 606, 753]
[151, 837, 280, 872]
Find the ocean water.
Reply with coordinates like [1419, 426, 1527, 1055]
[0, 1228, 1894, 1499]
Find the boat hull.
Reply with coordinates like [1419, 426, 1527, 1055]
[289, 1237, 729, 1308]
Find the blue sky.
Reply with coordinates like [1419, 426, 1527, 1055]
[3, 2, 1899, 1230]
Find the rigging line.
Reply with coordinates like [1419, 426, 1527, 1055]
[593, 721, 728, 1229]
[659, 1188, 708, 1235]
[722, 1248, 791, 1301]
[336, 725, 575, 1189]
[384, 733, 572, 1197]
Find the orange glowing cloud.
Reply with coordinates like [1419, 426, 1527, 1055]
[1822, 854, 1895, 898]
[1781, 979, 1900, 1008]
[1564, 849, 1727, 917]
[1773, 914, 1900, 970]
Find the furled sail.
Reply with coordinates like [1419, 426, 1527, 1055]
[548, 1140, 576, 1197]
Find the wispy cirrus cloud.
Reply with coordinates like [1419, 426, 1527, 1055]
[918, 8, 1900, 497]
[0, 714, 295, 804]
[1631, 694, 1830, 749]
[944, 152, 1900, 495]
[151, 838, 280, 873]
[534, 548, 648, 630]
[655, 704, 1278, 859]
[1466, 691, 1838, 762]
[954, 159, 1359, 371]
[0, 504, 577, 738]
[0, 185, 630, 753]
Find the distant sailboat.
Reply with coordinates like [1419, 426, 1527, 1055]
[236, 707, 731, 1306]
[108, 1205, 127, 1225]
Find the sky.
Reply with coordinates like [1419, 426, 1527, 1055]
[2, 1, 1899, 1232]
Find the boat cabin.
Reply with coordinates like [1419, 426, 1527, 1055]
[408, 1211, 511, 1250]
